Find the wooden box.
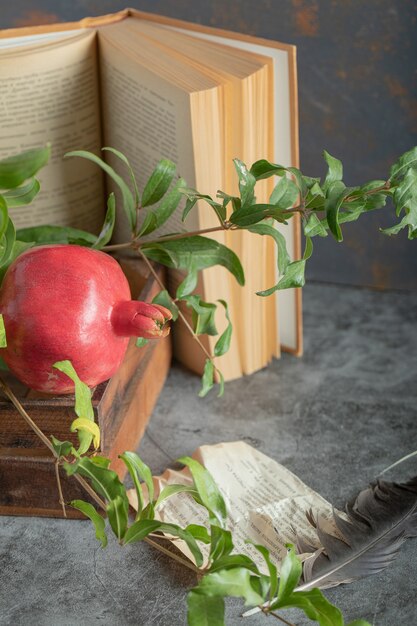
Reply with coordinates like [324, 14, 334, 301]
[0, 258, 172, 518]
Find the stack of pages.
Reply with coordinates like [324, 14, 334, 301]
[0, 9, 302, 380]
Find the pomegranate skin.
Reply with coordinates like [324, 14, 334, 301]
[0, 245, 132, 394]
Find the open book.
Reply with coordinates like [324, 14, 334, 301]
[0, 9, 301, 381]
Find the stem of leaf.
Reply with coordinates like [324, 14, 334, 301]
[101, 241, 134, 251]
[144, 536, 200, 574]
[265, 609, 296, 626]
[141, 224, 237, 245]
[55, 460, 67, 518]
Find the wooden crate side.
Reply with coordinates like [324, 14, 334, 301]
[0, 448, 94, 518]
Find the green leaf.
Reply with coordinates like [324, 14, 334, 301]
[194, 568, 264, 606]
[251, 225, 308, 296]
[102, 147, 139, 206]
[124, 519, 204, 567]
[70, 418, 100, 450]
[272, 588, 344, 626]
[383, 166, 417, 238]
[0, 196, 8, 240]
[0, 314, 6, 348]
[139, 178, 185, 236]
[304, 213, 328, 238]
[0, 145, 51, 189]
[357, 179, 387, 194]
[2, 178, 40, 207]
[135, 337, 149, 348]
[53, 361, 94, 420]
[347, 621, 372, 626]
[216, 190, 239, 212]
[89, 456, 111, 469]
[214, 300, 232, 357]
[303, 175, 322, 190]
[177, 456, 227, 527]
[70, 500, 107, 548]
[65, 150, 136, 232]
[390, 146, 417, 181]
[323, 150, 343, 191]
[210, 525, 233, 562]
[185, 524, 211, 544]
[0, 219, 16, 267]
[141, 236, 245, 287]
[187, 591, 225, 626]
[252, 544, 278, 601]
[138, 211, 157, 237]
[139, 501, 155, 521]
[152, 290, 179, 321]
[208, 554, 260, 575]
[182, 196, 198, 222]
[0, 356, 8, 371]
[119, 452, 145, 515]
[230, 203, 290, 228]
[269, 176, 299, 208]
[250, 158, 286, 180]
[257, 258, 306, 296]
[155, 485, 200, 509]
[325, 180, 347, 242]
[50, 435, 73, 458]
[247, 223, 290, 278]
[184, 296, 218, 336]
[233, 159, 256, 208]
[53, 360, 95, 455]
[142, 159, 176, 207]
[287, 166, 307, 198]
[119, 451, 154, 505]
[16, 224, 96, 246]
[107, 495, 128, 541]
[181, 187, 226, 224]
[277, 544, 302, 604]
[303, 236, 313, 261]
[69, 456, 129, 513]
[93, 193, 116, 249]
[176, 265, 198, 299]
[344, 192, 387, 214]
[199, 359, 215, 398]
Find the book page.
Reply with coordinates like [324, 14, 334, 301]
[97, 26, 201, 242]
[128, 441, 338, 571]
[0, 31, 104, 232]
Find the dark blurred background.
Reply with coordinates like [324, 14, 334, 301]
[1, 1, 416, 290]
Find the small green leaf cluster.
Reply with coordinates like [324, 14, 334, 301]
[45, 359, 369, 626]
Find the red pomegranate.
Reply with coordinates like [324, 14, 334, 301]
[0, 245, 171, 394]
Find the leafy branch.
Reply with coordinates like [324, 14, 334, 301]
[0, 364, 370, 626]
[1, 144, 416, 393]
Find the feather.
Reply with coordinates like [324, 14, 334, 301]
[296, 476, 417, 591]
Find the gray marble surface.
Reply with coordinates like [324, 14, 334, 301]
[1, 282, 417, 626]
